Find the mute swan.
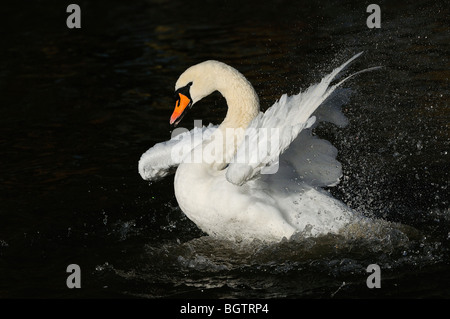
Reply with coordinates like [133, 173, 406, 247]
[139, 53, 378, 242]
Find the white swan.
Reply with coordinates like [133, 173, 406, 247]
[139, 53, 378, 242]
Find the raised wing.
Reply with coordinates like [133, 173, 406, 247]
[138, 124, 217, 181]
[226, 52, 379, 186]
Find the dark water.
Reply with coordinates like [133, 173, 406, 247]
[1, 0, 448, 299]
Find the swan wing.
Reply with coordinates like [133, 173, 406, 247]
[279, 87, 353, 188]
[139, 123, 217, 181]
[226, 52, 377, 186]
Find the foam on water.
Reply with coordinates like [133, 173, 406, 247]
[92, 207, 448, 298]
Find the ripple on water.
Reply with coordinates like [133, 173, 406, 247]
[92, 212, 448, 298]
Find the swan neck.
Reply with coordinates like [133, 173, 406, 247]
[207, 65, 259, 168]
[216, 68, 259, 130]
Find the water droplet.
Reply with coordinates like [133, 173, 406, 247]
[416, 141, 423, 150]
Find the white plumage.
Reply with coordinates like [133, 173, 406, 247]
[139, 53, 376, 242]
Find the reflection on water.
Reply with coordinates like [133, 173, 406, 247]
[0, 0, 448, 298]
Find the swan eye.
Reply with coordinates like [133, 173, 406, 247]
[174, 82, 192, 103]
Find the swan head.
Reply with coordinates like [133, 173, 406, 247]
[170, 60, 231, 126]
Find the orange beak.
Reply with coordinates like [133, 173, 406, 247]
[170, 93, 192, 126]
